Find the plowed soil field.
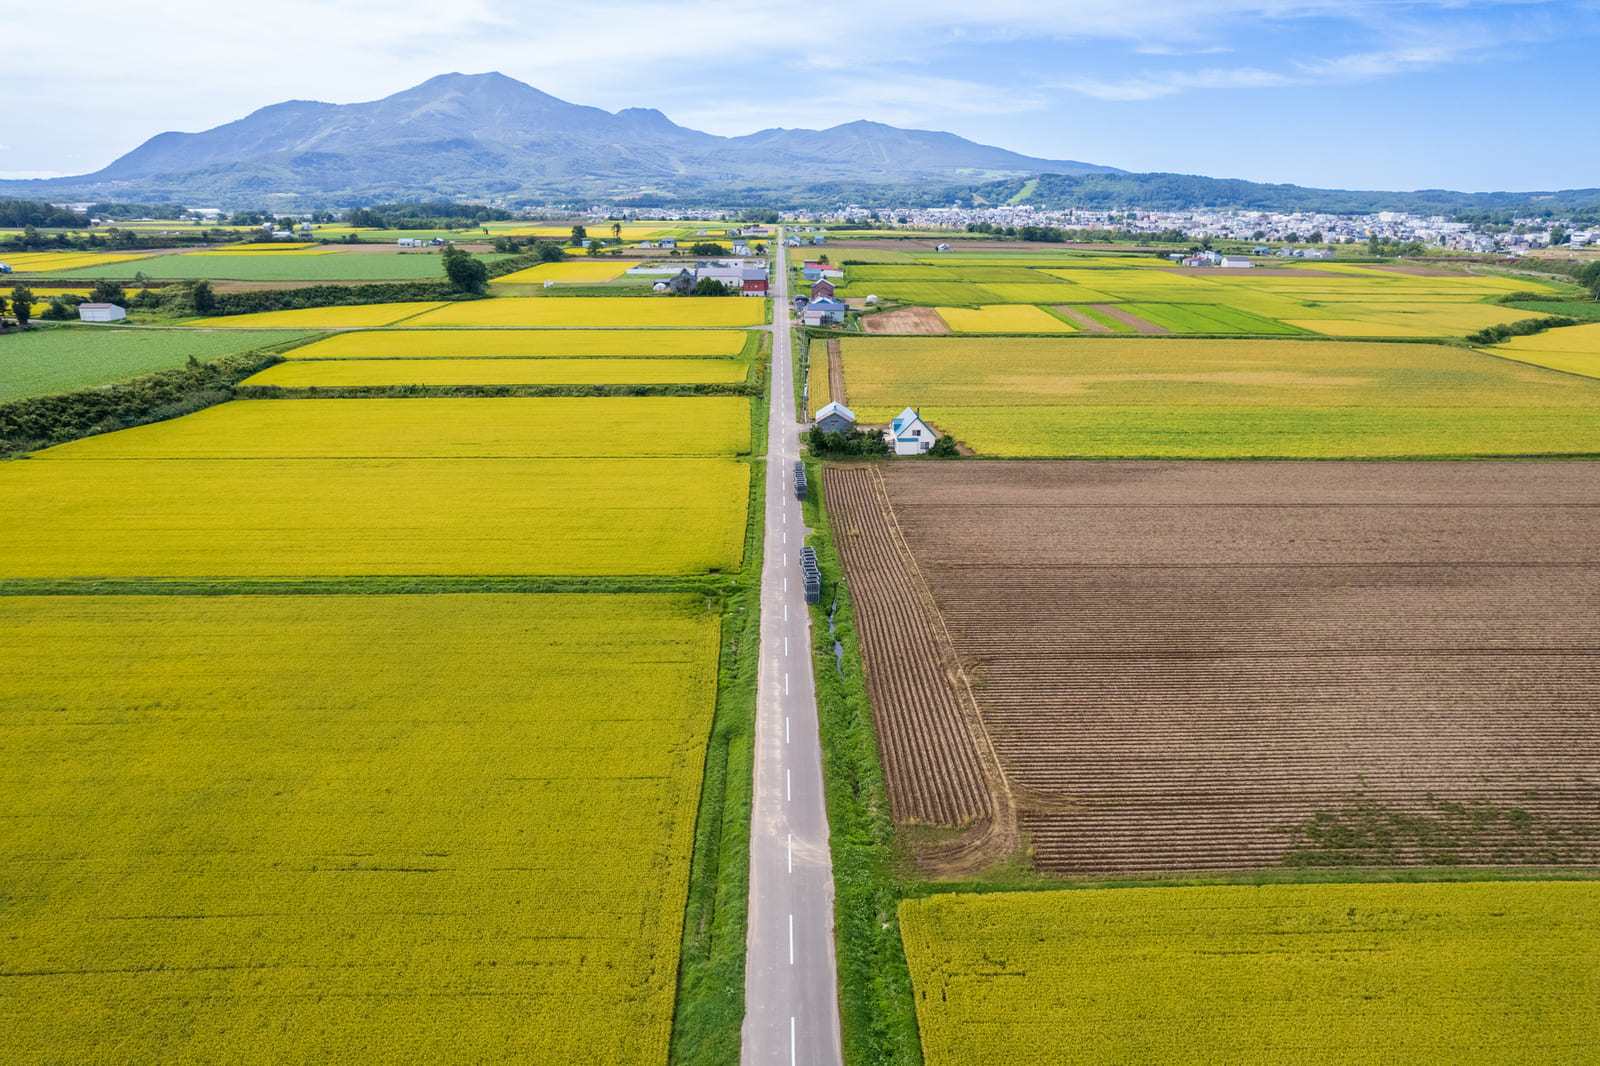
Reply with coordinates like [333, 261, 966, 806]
[838, 460, 1600, 874]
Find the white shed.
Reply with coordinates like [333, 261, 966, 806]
[78, 303, 126, 322]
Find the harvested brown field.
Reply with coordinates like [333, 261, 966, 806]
[860, 306, 951, 335]
[839, 460, 1600, 875]
[824, 467, 995, 832]
[1049, 306, 1110, 332]
[1089, 303, 1168, 334]
[826, 340, 848, 406]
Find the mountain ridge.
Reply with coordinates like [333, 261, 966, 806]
[0, 71, 1116, 207]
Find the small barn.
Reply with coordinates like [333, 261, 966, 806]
[814, 401, 855, 434]
[78, 303, 127, 323]
[890, 406, 935, 455]
[741, 267, 769, 296]
[665, 269, 696, 295]
[810, 278, 835, 300]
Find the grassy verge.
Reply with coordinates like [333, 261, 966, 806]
[802, 456, 924, 1066]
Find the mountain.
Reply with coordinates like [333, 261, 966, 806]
[0, 72, 1118, 207]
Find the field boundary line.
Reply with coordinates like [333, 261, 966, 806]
[867, 463, 1019, 874]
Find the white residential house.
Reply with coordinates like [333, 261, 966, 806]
[79, 303, 126, 322]
[398, 237, 423, 247]
[1219, 256, 1252, 268]
[890, 406, 936, 455]
[935, 243, 951, 252]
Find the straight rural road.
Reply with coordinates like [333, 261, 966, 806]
[742, 232, 844, 1065]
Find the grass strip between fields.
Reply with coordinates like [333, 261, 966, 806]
[803, 457, 925, 1066]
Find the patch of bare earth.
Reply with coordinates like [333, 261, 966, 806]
[826, 340, 847, 407]
[860, 306, 951, 335]
[838, 460, 1600, 876]
[1089, 304, 1168, 334]
[1050, 306, 1110, 333]
[824, 466, 1016, 875]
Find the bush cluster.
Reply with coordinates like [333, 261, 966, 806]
[1466, 316, 1577, 345]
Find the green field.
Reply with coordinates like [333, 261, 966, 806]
[829, 256, 1563, 337]
[900, 882, 1600, 1065]
[0, 326, 313, 401]
[53, 250, 513, 282]
[838, 335, 1600, 456]
[0, 593, 719, 1064]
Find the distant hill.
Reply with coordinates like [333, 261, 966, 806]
[975, 172, 1600, 215]
[0, 72, 1117, 208]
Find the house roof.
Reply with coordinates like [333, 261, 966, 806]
[816, 401, 855, 422]
[891, 406, 927, 434]
[807, 298, 846, 311]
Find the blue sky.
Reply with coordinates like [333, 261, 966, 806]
[5, 0, 1597, 191]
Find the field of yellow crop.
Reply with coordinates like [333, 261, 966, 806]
[935, 305, 1076, 333]
[837, 335, 1600, 457]
[0, 592, 719, 1064]
[0, 250, 153, 272]
[1292, 302, 1550, 336]
[246, 356, 750, 387]
[807, 339, 831, 417]
[36, 397, 751, 458]
[184, 302, 446, 328]
[405, 296, 767, 329]
[494, 260, 631, 284]
[0, 455, 748, 577]
[1491, 322, 1600, 377]
[901, 882, 1600, 1066]
[283, 328, 752, 359]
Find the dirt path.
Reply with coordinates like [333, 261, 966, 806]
[1090, 304, 1169, 334]
[826, 340, 847, 407]
[860, 306, 950, 334]
[1050, 305, 1110, 332]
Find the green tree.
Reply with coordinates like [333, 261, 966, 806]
[570, 224, 587, 245]
[190, 280, 216, 315]
[89, 279, 126, 306]
[1550, 227, 1568, 246]
[442, 246, 489, 294]
[689, 242, 728, 256]
[928, 433, 959, 457]
[11, 285, 33, 326]
[611, 222, 622, 241]
[0, 292, 8, 320]
[41, 297, 73, 320]
[691, 277, 730, 296]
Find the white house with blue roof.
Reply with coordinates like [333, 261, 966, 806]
[890, 407, 936, 455]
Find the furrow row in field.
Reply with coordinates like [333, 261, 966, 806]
[823, 466, 990, 827]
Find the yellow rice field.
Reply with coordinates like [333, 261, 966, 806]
[245, 356, 749, 387]
[0, 251, 154, 272]
[405, 296, 767, 329]
[0, 592, 719, 1064]
[283, 328, 751, 359]
[901, 882, 1600, 1066]
[935, 304, 1076, 333]
[35, 397, 752, 459]
[1490, 322, 1600, 378]
[494, 260, 632, 284]
[184, 302, 446, 328]
[0, 456, 748, 577]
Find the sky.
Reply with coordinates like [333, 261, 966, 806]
[5, 0, 1597, 192]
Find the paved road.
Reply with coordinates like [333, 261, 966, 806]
[741, 233, 844, 1066]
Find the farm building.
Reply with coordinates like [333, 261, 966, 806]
[78, 303, 126, 322]
[935, 243, 951, 252]
[665, 270, 696, 295]
[801, 262, 823, 281]
[793, 295, 810, 315]
[0, 262, 10, 273]
[659, 237, 677, 249]
[815, 401, 856, 434]
[741, 268, 769, 296]
[803, 298, 847, 326]
[810, 278, 835, 300]
[1219, 256, 1252, 268]
[890, 407, 935, 455]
